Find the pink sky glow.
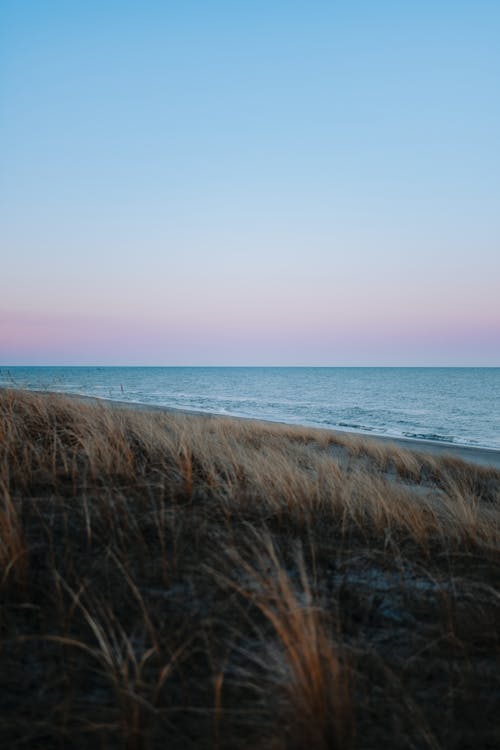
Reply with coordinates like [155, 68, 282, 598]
[2, 308, 498, 366]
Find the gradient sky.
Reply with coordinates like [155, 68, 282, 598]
[1, 0, 499, 365]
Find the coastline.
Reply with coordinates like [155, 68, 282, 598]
[2, 386, 499, 748]
[60, 391, 500, 470]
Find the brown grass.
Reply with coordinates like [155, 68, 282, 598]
[0, 388, 499, 749]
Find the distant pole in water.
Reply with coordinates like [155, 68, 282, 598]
[121, 383, 124, 393]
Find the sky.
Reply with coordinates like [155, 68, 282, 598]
[1, 0, 499, 365]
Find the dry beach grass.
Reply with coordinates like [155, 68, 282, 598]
[0, 388, 499, 749]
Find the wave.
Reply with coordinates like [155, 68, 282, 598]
[337, 421, 376, 432]
[403, 432, 455, 444]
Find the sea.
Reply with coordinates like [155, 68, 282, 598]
[1, 367, 499, 451]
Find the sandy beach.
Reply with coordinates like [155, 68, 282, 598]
[1, 388, 499, 749]
[72, 392, 500, 470]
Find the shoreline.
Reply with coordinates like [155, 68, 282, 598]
[2, 386, 499, 748]
[49, 391, 500, 470]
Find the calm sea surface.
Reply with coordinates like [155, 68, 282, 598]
[1, 367, 499, 450]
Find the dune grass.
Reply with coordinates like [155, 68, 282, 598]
[0, 388, 499, 749]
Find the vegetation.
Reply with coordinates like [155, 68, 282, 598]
[0, 388, 499, 749]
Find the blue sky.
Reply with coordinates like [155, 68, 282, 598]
[1, 1, 499, 364]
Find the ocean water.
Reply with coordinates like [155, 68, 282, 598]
[1, 367, 499, 450]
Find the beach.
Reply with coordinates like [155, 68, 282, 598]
[74, 392, 500, 470]
[3, 367, 499, 457]
[1, 387, 499, 749]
